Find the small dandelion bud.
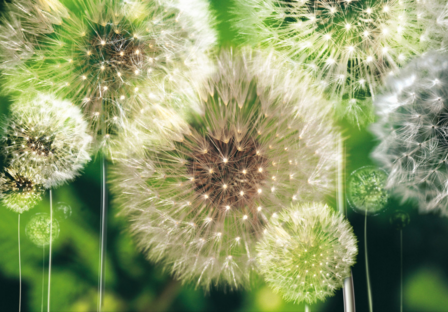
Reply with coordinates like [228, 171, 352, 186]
[0, 166, 44, 214]
[1, 92, 92, 188]
[256, 202, 358, 304]
[390, 210, 410, 230]
[25, 213, 60, 246]
[371, 52, 448, 215]
[111, 49, 340, 289]
[233, 0, 448, 127]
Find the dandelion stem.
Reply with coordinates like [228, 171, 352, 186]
[338, 135, 356, 312]
[305, 304, 310, 312]
[47, 189, 53, 312]
[18, 214, 21, 312]
[41, 246, 45, 312]
[400, 229, 403, 312]
[98, 154, 107, 311]
[365, 212, 373, 312]
[98, 109, 107, 311]
[152, 278, 181, 312]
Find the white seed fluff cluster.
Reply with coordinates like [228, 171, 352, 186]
[2, 92, 92, 188]
[0, 0, 216, 151]
[372, 52, 448, 216]
[233, 0, 447, 126]
[111, 50, 340, 289]
[256, 202, 357, 304]
[0, 0, 68, 67]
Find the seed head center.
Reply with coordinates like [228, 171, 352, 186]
[188, 133, 268, 209]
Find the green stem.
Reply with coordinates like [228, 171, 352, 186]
[98, 105, 107, 312]
[365, 212, 373, 312]
[41, 246, 45, 312]
[400, 230, 403, 312]
[18, 214, 21, 312]
[338, 135, 356, 312]
[47, 189, 53, 312]
[305, 304, 310, 312]
[98, 154, 107, 312]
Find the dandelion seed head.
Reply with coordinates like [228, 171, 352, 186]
[0, 0, 216, 153]
[372, 52, 448, 216]
[1, 92, 91, 188]
[256, 202, 358, 304]
[25, 213, 60, 246]
[347, 166, 389, 215]
[234, 0, 448, 127]
[111, 49, 340, 289]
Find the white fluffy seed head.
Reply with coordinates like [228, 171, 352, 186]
[111, 49, 340, 290]
[0, 0, 216, 153]
[256, 202, 358, 304]
[233, 0, 448, 127]
[372, 52, 448, 216]
[1, 92, 92, 188]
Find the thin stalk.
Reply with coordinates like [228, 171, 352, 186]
[47, 189, 53, 312]
[338, 135, 356, 312]
[18, 214, 22, 312]
[365, 212, 373, 312]
[41, 246, 45, 312]
[98, 107, 107, 312]
[305, 304, 310, 312]
[98, 154, 107, 311]
[400, 230, 403, 312]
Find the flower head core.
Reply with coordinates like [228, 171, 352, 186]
[187, 133, 268, 209]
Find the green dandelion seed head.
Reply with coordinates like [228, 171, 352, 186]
[256, 202, 358, 304]
[0, 166, 44, 214]
[347, 166, 389, 215]
[25, 213, 60, 247]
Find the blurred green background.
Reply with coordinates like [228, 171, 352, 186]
[1, 0, 448, 311]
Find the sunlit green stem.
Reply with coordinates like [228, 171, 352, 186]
[400, 230, 403, 312]
[305, 304, 310, 312]
[18, 214, 21, 312]
[41, 246, 45, 312]
[98, 103, 107, 312]
[47, 189, 53, 312]
[365, 212, 373, 312]
[338, 135, 356, 312]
